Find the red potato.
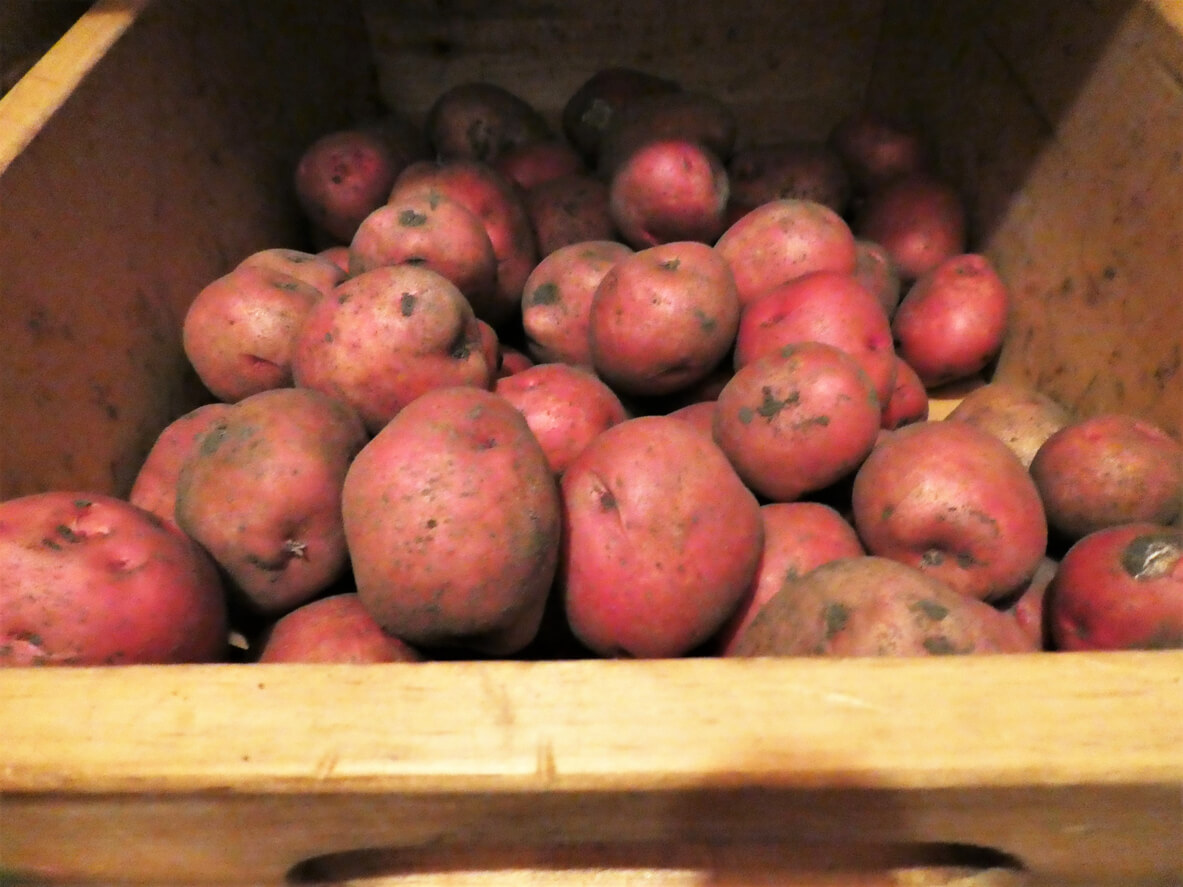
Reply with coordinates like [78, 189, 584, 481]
[715, 502, 865, 655]
[1001, 555, 1058, 650]
[523, 173, 616, 258]
[827, 111, 930, 193]
[726, 141, 852, 217]
[521, 239, 633, 367]
[608, 139, 730, 248]
[945, 381, 1072, 469]
[715, 199, 858, 307]
[291, 264, 492, 434]
[256, 593, 423, 663]
[497, 344, 535, 378]
[494, 363, 628, 474]
[667, 400, 718, 439]
[360, 110, 432, 171]
[852, 238, 903, 318]
[342, 387, 562, 656]
[493, 138, 585, 191]
[294, 128, 402, 244]
[175, 387, 368, 616]
[476, 319, 500, 377]
[347, 191, 499, 321]
[317, 245, 350, 274]
[391, 160, 538, 328]
[713, 342, 882, 502]
[1047, 522, 1183, 651]
[182, 264, 323, 403]
[128, 403, 234, 528]
[879, 355, 929, 430]
[0, 492, 228, 666]
[237, 247, 346, 295]
[851, 420, 1048, 601]
[596, 91, 738, 179]
[425, 81, 552, 163]
[733, 269, 897, 407]
[1030, 413, 1183, 540]
[892, 253, 1010, 388]
[589, 240, 740, 396]
[561, 66, 682, 162]
[560, 415, 763, 658]
[856, 173, 967, 281]
[730, 556, 1036, 657]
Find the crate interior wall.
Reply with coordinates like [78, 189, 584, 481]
[0, 1, 1181, 886]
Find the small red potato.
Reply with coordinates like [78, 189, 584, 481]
[856, 173, 967, 281]
[608, 139, 730, 248]
[562, 66, 682, 162]
[851, 420, 1048, 601]
[521, 239, 633, 367]
[560, 415, 763, 658]
[879, 355, 929, 430]
[596, 91, 738, 178]
[523, 173, 616, 258]
[1030, 413, 1183, 540]
[237, 247, 346, 295]
[342, 387, 562, 655]
[294, 128, 402, 244]
[129, 403, 234, 528]
[827, 111, 930, 193]
[494, 363, 628, 474]
[256, 593, 423, 663]
[733, 269, 897, 407]
[726, 141, 852, 217]
[1000, 555, 1058, 650]
[425, 81, 552, 163]
[1047, 523, 1183, 651]
[0, 492, 228, 665]
[497, 344, 535, 378]
[714, 342, 882, 502]
[667, 400, 718, 439]
[348, 191, 499, 321]
[291, 264, 492, 434]
[182, 264, 323, 403]
[730, 556, 1035, 657]
[715, 502, 865, 654]
[892, 253, 1010, 388]
[392, 160, 538, 327]
[175, 388, 367, 615]
[946, 381, 1072, 469]
[852, 238, 903, 318]
[715, 198, 858, 306]
[493, 138, 585, 191]
[317, 245, 350, 273]
[589, 241, 740, 396]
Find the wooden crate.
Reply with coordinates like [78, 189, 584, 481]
[0, 1, 1180, 884]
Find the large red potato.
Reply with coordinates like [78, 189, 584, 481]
[1048, 522, 1182, 651]
[851, 420, 1048, 601]
[256, 593, 423, 664]
[291, 264, 492, 434]
[237, 247, 346, 295]
[714, 502, 865, 654]
[892, 253, 1010, 388]
[730, 556, 1035, 657]
[294, 128, 403, 244]
[175, 388, 367, 616]
[608, 139, 730, 248]
[715, 199, 858, 306]
[714, 342, 882, 502]
[1030, 413, 1183, 540]
[733, 269, 897, 407]
[494, 363, 627, 475]
[128, 402, 234, 529]
[945, 381, 1072, 469]
[855, 174, 967, 281]
[342, 387, 561, 655]
[0, 492, 227, 665]
[182, 264, 323, 403]
[589, 241, 740, 396]
[425, 81, 551, 163]
[561, 66, 682, 162]
[559, 415, 763, 658]
[521, 240, 633, 367]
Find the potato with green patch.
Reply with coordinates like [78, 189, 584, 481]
[731, 556, 1036, 657]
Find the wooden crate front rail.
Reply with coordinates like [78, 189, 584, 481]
[1, 654, 1180, 885]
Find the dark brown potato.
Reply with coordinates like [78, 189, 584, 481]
[426, 81, 551, 163]
[523, 173, 616, 258]
[561, 66, 682, 162]
[727, 141, 852, 217]
[596, 91, 738, 179]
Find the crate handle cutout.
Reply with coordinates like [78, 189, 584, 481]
[287, 841, 1025, 886]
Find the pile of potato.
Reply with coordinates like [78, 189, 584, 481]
[1, 70, 1180, 666]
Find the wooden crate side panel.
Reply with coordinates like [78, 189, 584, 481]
[0, 0, 378, 500]
[360, 0, 886, 146]
[870, 0, 1183, 438]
